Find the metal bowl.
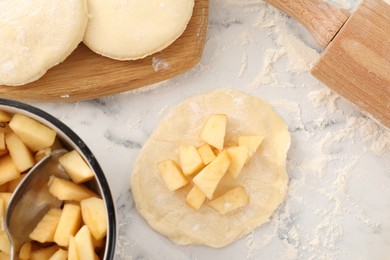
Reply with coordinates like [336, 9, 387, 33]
[0, 98, 116, 260]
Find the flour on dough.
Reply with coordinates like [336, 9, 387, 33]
[83, 0, 194, 60]
[0, 0, 88, 86]
[131, 88, 291, 248]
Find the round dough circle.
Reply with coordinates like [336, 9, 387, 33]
[83, 0, 195, 60]
[0, 0, 88, 86]
[131, 89, 291, 248]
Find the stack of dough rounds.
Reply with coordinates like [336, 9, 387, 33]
[83, 0, 195, 60]
[0, 0, 88, 86]
[131, 89, 291, 248]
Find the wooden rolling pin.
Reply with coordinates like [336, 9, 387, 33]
[264, 0, 390, 128]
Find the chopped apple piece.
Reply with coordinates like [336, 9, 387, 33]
[192, 150, 231, 199]
[6, 174, 25, 192]
[185, 185, 206, 210]
[0, 111, 11, 123]
[68, 236, 79, 260]
[5, 133, 35, 172]
[19, 242, 32, 260]
[157, 160, 189, 191]
[209, 186, 249, 214]
[30, 245, 58, 260]
[9, 114, 56, 152]
[238, 135, 264, 158]
[179, 145, 204, 176]
[48, 176, 98, 201]
[54, 203, 82, 247]
[74, 226, 95, 260]
[29, 208, 62, 243]
[59, 150, 94, 184]
[200, 114, 227, 150]
[49, 249, 68, 260]
[80, 197, 107, 240]
[0, 155, 20, 186]
[197, 144, 216, 165]
[226, 146, 249, 178]
[0, 231, 10, 254]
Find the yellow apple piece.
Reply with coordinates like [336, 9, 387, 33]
[226, 146, 249, 178]
[19, 242, 32, 260]
[197, 143, 216, 165]
[192, 150, 231, 199]
[5, 133, 35, 172]
[48, 176, 98, 201]
[68, 236, 79, 260]
[49, 249, 68, 260]
[157, 160, 189, 191]
[8, 114, 57, 152]
[59, 150, 94, 184]
[0, 155, 20, 185]
[54, 203, 82, 247]
[30, 245, 59, 260]
[199, 114, 227, 150]
[6, 174, 25, 192]
[29, 208, 62, 243]
[80, 197, 107, 240]
[238, 135, 264, 158]
[74, 225, 95, 260]
[179, 145, 204, 176]
[209, 186, 249, 214]
[185, 185, 206, 210]
[0, 111, 11, 122]
[0, 230, 10, 254]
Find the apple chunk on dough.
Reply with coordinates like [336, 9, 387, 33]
[179, 145, 204, 176]
[192, 150, 231, 199]
[200, 114, 227, 150]
[209, 186, 249, 214]
[238, 135, 264, 158]
[9, 113, 57, 152]
[59, 150, 94, 184]
[158, 160, 189, 191]
[185, 185, 206, 210]
[226, 146, 249, 178]
[197, 143, 216, 165]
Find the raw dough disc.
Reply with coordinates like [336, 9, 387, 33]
[131, 88, 291, 248]
[83, 0, 194, 60]
[0, 0, 88, 86]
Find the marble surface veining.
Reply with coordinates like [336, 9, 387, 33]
[30, 0, 389, 259]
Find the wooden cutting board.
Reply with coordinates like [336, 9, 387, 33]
[265, 0, 390, 128]
[0, 0, 208, 102]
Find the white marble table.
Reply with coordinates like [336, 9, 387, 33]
[31, 0, 389, 259]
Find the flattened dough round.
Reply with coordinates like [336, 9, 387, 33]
[83, 0, 194, 60]
[0, 0, 88, 86]
[131, 89, 291, 248]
